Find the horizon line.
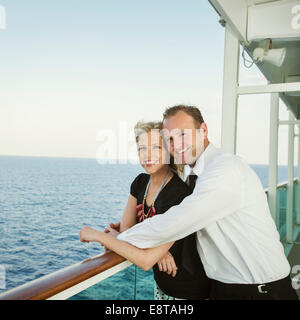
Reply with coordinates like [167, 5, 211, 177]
[0, 153, 296, 167]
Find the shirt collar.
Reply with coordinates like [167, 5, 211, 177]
[184, 143, 218, 179]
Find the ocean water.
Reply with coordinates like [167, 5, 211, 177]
[0, 155, 296, 299]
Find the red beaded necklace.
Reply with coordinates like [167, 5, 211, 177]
[136, 168, 171, 223]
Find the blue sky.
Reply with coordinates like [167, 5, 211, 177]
[0, 0, 293, 164]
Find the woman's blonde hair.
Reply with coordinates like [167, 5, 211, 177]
[134, 120, 184, 179]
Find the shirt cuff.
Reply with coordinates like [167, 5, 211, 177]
[117, 231, 127, 241]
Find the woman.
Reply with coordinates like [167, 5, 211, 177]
[80, 121, 211, 300]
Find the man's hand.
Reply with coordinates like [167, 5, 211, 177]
[80, 226, 99, 243]
[157, 251, 178, 277]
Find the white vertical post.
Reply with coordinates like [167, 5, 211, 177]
[0, 5, 6, 30]
[297, 126, 300, 225]
[221, 24, 240, 154]
[268, 93, 279, 223]
[287, 111, 295, 243]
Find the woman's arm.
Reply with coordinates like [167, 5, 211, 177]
[104, 194, 137, 235]
[120, 194, 137, 232]
[80, 226, 174, 272]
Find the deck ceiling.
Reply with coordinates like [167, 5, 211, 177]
[209, 0, 300, 118]
[250, 0, 280, 4]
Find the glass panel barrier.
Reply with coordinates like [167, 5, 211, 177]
[293, 180, 298, 226]
[277, 184, 287, 241]
[69, 265, 155, 300]
[134, 266, 154, 300]
[69, 264, 136, 300]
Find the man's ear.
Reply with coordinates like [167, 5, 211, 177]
[200, 122, 208, 140]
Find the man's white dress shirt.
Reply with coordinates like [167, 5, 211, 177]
[118, 143, 290, 284]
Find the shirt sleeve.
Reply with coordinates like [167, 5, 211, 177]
[130, 174, 143, 199]
[117, 159, 243, 248]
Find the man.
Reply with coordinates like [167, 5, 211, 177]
[116, 105, 298, 300]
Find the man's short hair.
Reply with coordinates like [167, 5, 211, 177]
[163, 104, 204, 128]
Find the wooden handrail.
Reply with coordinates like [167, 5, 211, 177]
[0, 251, 125, 300]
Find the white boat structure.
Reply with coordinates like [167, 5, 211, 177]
[0, 0, 299, 300]
[210, 0, 300, 245]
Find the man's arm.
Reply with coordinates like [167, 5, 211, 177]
[80, 226, 174, 271]
[117, 159, 242, 248]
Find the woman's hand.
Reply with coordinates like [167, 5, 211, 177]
[101, 222, 121, 252]
[157, 251, 178, 277]
[105, 227, 120, 238]
[80, 226, 100, 243]
[104, 222, 120, 233]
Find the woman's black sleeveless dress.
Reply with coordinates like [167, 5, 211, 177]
[130, 172, 211, 300]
